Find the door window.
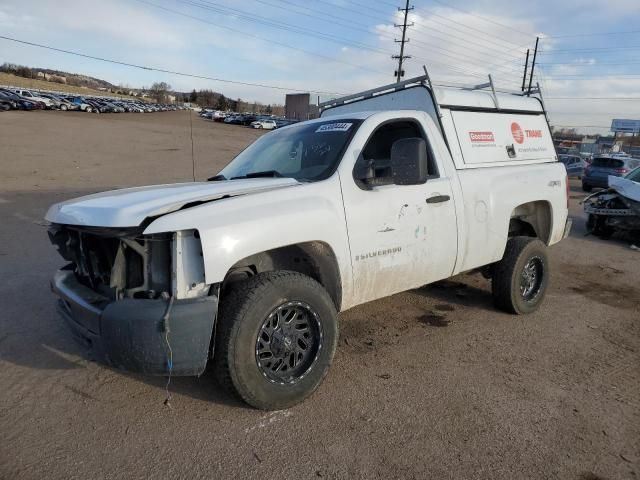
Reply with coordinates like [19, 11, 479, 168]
[355, 120, 438, 187]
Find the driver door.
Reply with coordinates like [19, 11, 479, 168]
[340, 117, 458, 307]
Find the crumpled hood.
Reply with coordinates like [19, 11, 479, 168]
[45, 178, 300, 227]
[609, 175, 640, 202]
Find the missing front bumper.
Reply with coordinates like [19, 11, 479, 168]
[52, 270, 218, 376]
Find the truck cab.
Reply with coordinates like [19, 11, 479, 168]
[46, 76, 571, 410]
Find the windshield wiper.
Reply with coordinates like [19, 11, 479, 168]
[207, 174, 226, 181]
[230, 170, 283, 180]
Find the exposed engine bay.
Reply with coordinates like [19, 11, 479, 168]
[48, 225, 208, 301]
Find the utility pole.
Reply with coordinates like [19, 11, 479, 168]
[393, 0, 414, 83]
[521, 49, 530, 92]
[527, 36, 540, 95]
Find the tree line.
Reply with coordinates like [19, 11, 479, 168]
[186, 89, 284, 115]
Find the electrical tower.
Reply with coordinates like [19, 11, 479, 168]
[393, 0, 414, 82]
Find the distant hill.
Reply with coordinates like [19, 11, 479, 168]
[0, 62, 118, 90]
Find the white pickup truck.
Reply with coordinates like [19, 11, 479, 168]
[46, 76, 571, 409]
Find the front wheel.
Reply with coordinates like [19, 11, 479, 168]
[214, 271, 338, 410]
[492, 236, 550, 315]
[85, 106, 92, 113]
[60, 104, 68, 111]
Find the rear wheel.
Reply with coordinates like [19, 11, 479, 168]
[85, 106, 92, 113]
[214, 271, 338, 410]
[492, 236, 549, 315]
[60, 104, 68, 111]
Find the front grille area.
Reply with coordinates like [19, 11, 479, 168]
[48, 224, 172, 300]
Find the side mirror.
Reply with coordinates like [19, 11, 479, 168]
[353, 155, 376, 190]
[390, 137, 429, 185]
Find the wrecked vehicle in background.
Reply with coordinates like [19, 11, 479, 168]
[584, 167, 640, 239]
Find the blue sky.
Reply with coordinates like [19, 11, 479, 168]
[1, 0, 639, 133]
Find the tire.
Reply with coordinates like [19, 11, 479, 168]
[60, 104, 68, 111]
[582, 183, 592, 192]
[214, 271, 338, 410]
[492, 236, 550, 315]
[586, 214, 614, 239]
[86, 106, 92, 113]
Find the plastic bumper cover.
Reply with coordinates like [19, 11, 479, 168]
[51, 269, 217, 376]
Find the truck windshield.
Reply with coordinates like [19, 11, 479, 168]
[219, 119, 362, 182]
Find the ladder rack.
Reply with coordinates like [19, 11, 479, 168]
[318, 69, 539, 113]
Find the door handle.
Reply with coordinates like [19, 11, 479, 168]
[426, 194, 450, 204]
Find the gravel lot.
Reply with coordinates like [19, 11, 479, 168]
[0, 110, 638, 480]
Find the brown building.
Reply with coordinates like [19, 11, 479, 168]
[285, 93, 319, 120]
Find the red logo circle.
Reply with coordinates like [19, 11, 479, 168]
[511, 122, 524, 144]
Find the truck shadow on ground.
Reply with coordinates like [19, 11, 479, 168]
[412, 278, 495, 311]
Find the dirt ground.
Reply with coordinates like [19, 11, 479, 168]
[0, 111, 638, 480]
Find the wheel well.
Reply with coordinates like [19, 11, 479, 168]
[222, 242, 342, 310]
[509, 201, 552, 244]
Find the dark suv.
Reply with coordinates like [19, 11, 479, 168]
[582, 156, 640, 191]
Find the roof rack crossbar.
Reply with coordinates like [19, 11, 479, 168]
[318, 74, 428, 110]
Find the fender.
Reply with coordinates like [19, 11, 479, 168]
[143, 175, 354, 308]
[454, 162, 568, 273]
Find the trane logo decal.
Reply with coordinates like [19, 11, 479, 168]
[511, 122, 544, 144]
[469, 131, 495, 142]
[511, 122, 524, 144]
[525, 129, 543, 138]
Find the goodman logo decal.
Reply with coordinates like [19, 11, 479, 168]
[469, 131, 495, 142]
[511, 122, 543, 144]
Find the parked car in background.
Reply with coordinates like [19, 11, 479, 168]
[64, 96, 93, 112]
[12, 89, 53, 109]
[559, 154, 585, 178]
[250, 119, 277, 129]
[224, 115, 240, 124]
[274, 118, 299, 128]
[582, 155, 640, 191]
[38, 93, 74, 111]
[0, 89, 43, 109]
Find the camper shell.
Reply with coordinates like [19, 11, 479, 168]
[320, 74, 555, 169]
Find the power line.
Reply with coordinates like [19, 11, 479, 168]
[425, 0, 535, 40]
[181, 0, 393, 57]
[539, 45, 640, 53]
[546, 97, 640, 100]
[546, 74, 640, 78]
[158, 0, 489, 80]
[552, 125, 612, 128]
[134, 0, 389, 77]
[409, 9, 527, 51]
[315, 0, 526, 68]
[0, 35, 343, 95]
[539, 61, 640, 66]
[547, 29, 640, 38]
[256, 0, 515, 75]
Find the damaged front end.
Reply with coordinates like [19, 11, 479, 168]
[48, 224, 218, 376]
[583, 183, 640, 238]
